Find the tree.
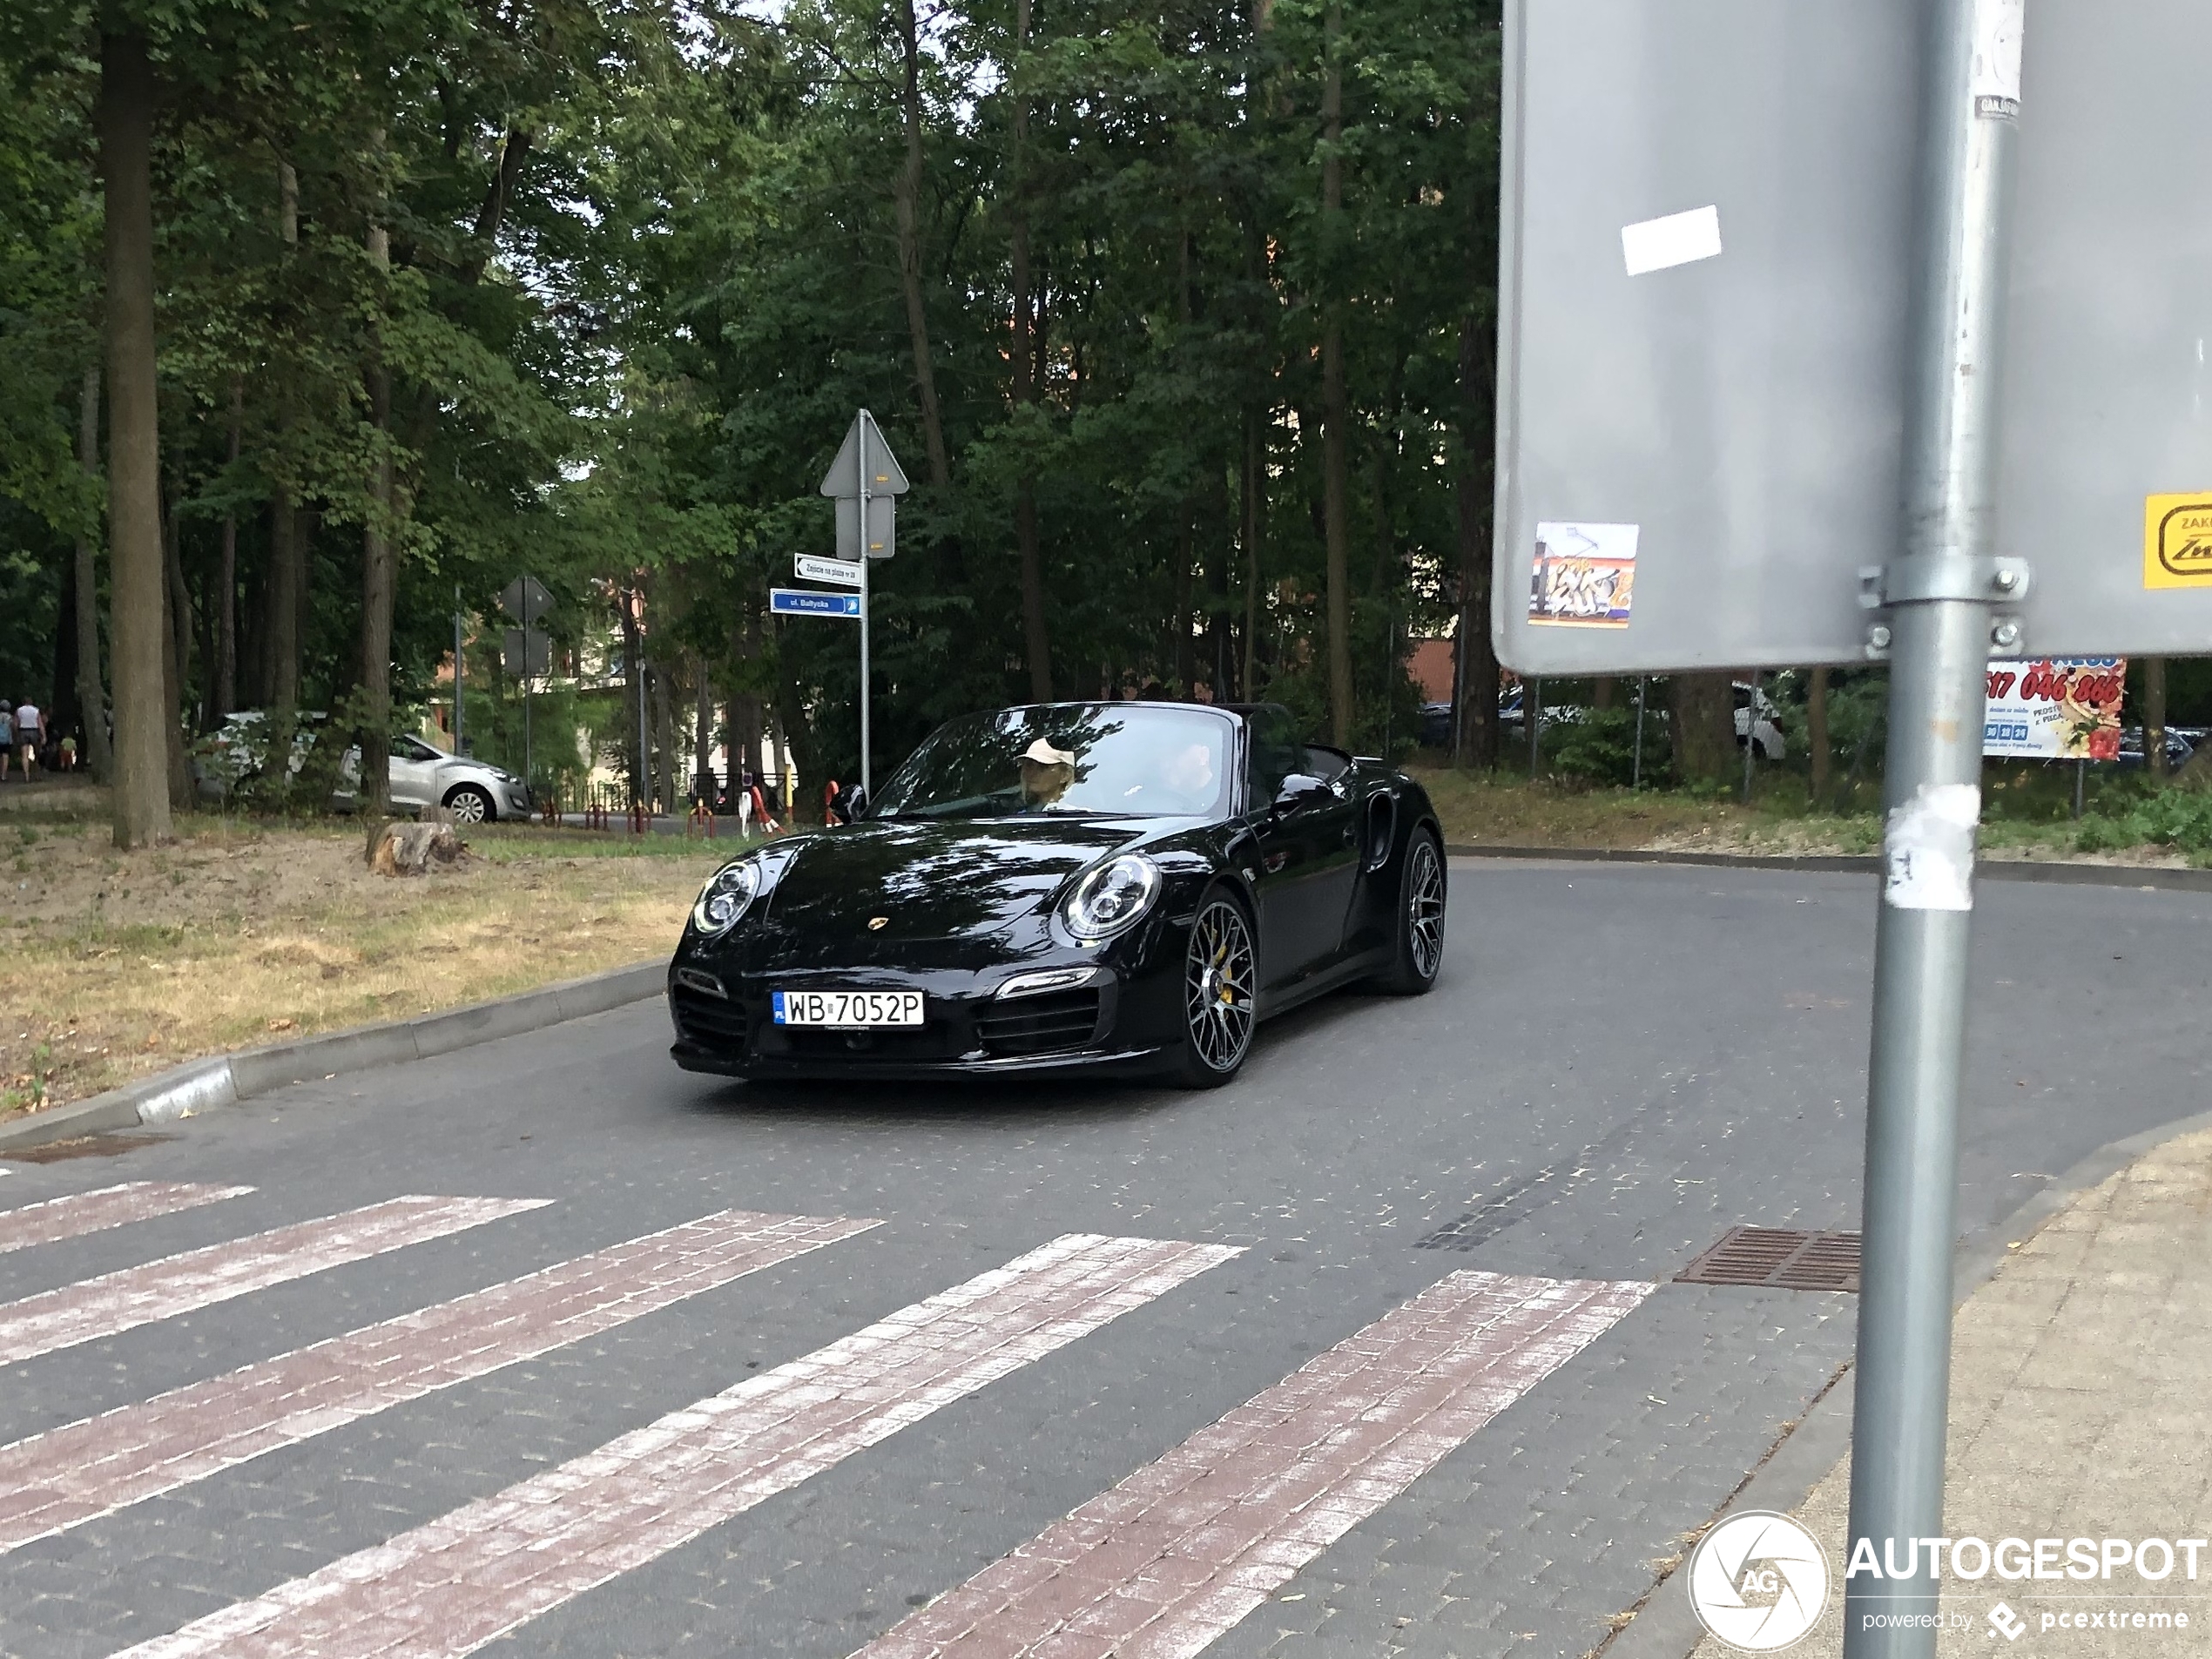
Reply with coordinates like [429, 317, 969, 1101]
[99, 24, 168, 846]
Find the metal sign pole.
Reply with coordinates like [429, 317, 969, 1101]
[858, 412, 873, 799]
[1843, 3, 2020, 1654]
[453, 586, 463, 753]
[522, 577, 532, 788]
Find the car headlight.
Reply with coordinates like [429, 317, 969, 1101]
[691, 859, 762, 935]
[1058, 853, 1162, 944]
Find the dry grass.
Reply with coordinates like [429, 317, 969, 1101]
[1, 815, 736, 1120]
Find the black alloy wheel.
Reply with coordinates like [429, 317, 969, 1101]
[445, 785, 493, 824]
[1377, 830, 1445, 994]
[1173, 894, 1256, 1088]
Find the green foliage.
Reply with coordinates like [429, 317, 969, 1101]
[2074, 789, 2212, 856]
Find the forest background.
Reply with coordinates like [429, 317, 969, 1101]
[4, 0, 2209, 847]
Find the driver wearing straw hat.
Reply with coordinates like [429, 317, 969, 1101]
[1017, 737, 1077, 807]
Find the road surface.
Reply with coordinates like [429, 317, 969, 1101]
[0, 859, 2202, 1659]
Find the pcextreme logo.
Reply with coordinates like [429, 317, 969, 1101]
[1689, 1511, 1831, 1651]
[2144, 493, 2212, 588]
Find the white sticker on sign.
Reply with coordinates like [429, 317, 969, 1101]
[1971, 0, 2023, 117]
[1621, 206, 1723, 278]
[1882, 784, 1980, 913]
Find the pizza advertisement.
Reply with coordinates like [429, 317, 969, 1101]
[1983, 658, 2126, 760]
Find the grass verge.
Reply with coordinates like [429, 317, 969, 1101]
[1, 814, 736, 1121]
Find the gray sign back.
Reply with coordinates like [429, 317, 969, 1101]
[1493, 0, 2212, 675]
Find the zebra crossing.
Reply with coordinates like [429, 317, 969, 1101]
[0, 1179, 1655, 1658]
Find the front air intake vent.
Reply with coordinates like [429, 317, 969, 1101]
[973, 989, 1103, 1058]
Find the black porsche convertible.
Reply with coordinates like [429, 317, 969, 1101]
[665, 701, 1446, 1088]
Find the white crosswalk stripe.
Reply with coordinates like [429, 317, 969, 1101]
[0, 1182, 253, 1254]
[0, 1194, 546, 1366]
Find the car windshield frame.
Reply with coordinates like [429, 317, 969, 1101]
[870, 704, 1239, 822]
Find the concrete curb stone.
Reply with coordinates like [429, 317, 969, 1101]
[0, 956, 669, 1155]
[1596, 1104, 2212, 1659]
[1447, 843, 2212, 891]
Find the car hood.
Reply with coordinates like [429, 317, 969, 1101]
[753, 818, 1150, 967]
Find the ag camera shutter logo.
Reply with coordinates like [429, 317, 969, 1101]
[1688, 1511, 1831, 1651]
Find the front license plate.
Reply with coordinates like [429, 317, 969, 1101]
[772, 989, 925, 1028]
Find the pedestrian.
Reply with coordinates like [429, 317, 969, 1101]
[0, 699, 12, 783]
[57, 732, 77, 772]
[12, 697, 40, 780]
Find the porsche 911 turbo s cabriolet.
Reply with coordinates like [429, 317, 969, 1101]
[665, 701, 1446, 1088]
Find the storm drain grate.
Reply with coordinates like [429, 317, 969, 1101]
[1676, 1225, 1862, 1292]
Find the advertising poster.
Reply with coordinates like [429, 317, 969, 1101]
[1529, 521, 1637, 628]
[1983, 658, 2126, 759]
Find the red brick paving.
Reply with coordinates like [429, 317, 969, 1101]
[853, 1270, 1651, 1659]
[118, 1231, 1241, 1659]
[0, 1194, 547, 1366]
[0, 1207, 876, 1554]
[0, 1182, 253, 1255]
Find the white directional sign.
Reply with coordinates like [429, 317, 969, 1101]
[770, 588, 861, 619]
[796, 554, 865, 588]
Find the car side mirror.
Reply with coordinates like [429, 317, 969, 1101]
[1271, 772, 1329, 813]
[844, 786, 868, 821]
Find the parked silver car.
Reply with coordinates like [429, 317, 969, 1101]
[383, 735, 531, 822]
[194, 713, 529, 821]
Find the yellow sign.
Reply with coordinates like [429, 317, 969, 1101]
[2144, 493, 2212, 588]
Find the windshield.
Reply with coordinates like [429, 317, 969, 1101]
[871, 705, 1236, 820]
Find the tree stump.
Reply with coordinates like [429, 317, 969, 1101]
[368, 815, 468, 876]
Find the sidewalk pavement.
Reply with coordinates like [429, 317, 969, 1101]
[1693, 1123, 2212, 1657]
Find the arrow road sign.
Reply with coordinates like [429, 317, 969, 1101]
[796, 554, 865, 588]
[771, 588, 862, 619]
[498, 575, 553, 623]
[819, 412, 911, 498]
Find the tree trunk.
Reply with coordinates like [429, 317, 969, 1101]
[99, 29, 169, 846]
[72, 364, 112, 781]
[1318, 0, 1352, 746]
[1807, 666, 1832, 806]
[1242, 408, 1266, 700]
[1452, 312, 1499, 771]
[159, 489, 192, 809]
[1669, 673, 1737, 784]
[2144, 656, 2168, 779]
[359, 217, 395, 820]
[266, 160, 302, 718]
[618, 588, 645, 807]
[894, 0, 951, 489]
[212, 375, 240, 728]
[1592, 678, 1616, 710]
[1009, 0, 1050, 701]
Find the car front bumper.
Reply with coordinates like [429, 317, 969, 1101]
[664, 960, 1177, 1082]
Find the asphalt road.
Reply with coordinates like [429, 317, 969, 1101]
[0, 858, 2205, 1659]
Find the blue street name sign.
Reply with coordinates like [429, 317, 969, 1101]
[770, 587, 862, 619]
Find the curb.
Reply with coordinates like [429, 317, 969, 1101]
[0, 956, 670, 1155]
[1447, 843, 2212, 892]
[1597, 1104, 2212, 1659]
